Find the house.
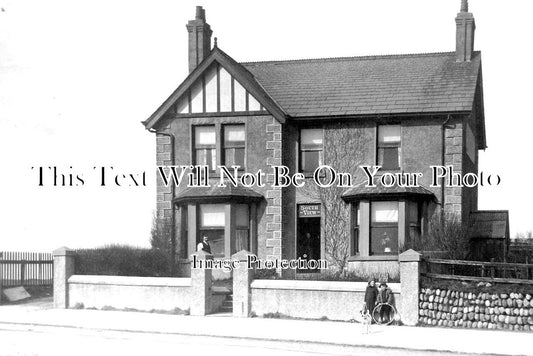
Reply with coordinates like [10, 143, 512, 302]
[143, 1, 505, 276]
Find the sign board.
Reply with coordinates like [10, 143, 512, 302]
[3, 286, 31, 302]
[298, 204, 321, 218]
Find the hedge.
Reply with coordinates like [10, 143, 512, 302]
[74, 245, 174, 277]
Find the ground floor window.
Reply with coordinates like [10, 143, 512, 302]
[370, 201, 399, 255]
[352, 203, 360, 255]
[199, 204, 225, 258]
[186, 202, 255, 258]
[235, 204, 250, 252]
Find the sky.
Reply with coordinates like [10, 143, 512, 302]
[0, 0, 532, 252]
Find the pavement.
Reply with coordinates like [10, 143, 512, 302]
[0, 298, 532, 356]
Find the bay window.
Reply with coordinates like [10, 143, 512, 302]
[199, 204, 225, 258]
[235, 204, 250, 252]
[370, 201, 399, 255]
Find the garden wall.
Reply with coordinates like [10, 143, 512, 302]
[250, 279, 401, 321]
[68, 275, 192, 311]
[419, 287, 533, 331]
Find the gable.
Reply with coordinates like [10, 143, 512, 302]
[143, 47, 287, 130]
[175, 62, 266, 115]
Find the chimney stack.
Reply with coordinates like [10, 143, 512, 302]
[455, 0, 475, 62]
[187, 6, 212, 73]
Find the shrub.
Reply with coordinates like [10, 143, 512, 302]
[74, 244, 174, 277]
[253, 268, 399, 283]
[402, 213, 470, 260]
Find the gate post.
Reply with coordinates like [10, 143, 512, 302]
[0, 252, 3, 305]
[190, 250, 213, 316]
[232, 250, 255, 317]
[399, 249, 422, 326]
[53, 247, 75, 309]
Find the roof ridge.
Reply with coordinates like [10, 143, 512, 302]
[240, 51, 477, 66]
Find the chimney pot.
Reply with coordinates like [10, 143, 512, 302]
[455, 0, 475, 62]
[460, 0, 468, 13]
[187, 6, 212, 73]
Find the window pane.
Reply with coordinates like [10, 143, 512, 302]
[371, 201, 399, 223]
[370, 226, 398, 255]
[235, 204, 249, 227]
[235, 229, 249, 252]
[196, 148, 216, 170]
[409, 202, 419, 224]
[353, 228, 359, 255]
[301, 129, 323, 148]
[378, 125, 401, 143]
[224, 125, 245, 145]
[224, 148, 245, 168]
[302, 151, 320, 172]
[200, 204, 226, 228]
[195, 126, 216, 146]
[378, 147, 400, 170]
[199, 229, 224, 258]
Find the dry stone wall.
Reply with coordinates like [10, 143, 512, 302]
[419, 287, 533, 331]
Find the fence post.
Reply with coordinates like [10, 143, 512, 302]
[190, 250, 212, 316]
[232, 250, 255, 317]
[399, 249, 422, 326]
[53, 247, 75, 309]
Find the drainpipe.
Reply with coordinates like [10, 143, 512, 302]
[441, 114, 453, 223]
[148, 128, 176, 273]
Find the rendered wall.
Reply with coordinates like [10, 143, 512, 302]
[68, 275, 192, 312]
[250, 280, 401, 321]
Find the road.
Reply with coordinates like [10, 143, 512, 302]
[0, 323, 488, 356]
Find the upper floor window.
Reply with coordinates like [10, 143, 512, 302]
[300, 128, 323, 174]
[370, 201, 399, 255]
[223, 125, 246, 169]
[194, 126, 216, 170]
[377, 125, 401, 170]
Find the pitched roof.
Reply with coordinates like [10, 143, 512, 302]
[242, 51, 481, 118]
[341, 181, 436, 202]
[469, 210, 510, 240]
[173, 184, 263, 205]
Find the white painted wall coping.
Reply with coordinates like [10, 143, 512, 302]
[68, 275, 191, 287]
[251, 279, 400, 293]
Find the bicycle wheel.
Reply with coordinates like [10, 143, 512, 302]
[372, 303, 396, 325]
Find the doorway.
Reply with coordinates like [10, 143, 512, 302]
[296, 204, 321, 273]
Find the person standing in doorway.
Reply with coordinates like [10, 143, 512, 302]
[197, 235, 211, 254]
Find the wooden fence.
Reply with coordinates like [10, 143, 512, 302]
[424, 258, 533, 285]
[0, 251, 53, 287]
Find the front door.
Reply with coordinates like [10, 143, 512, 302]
[296, 204, 321, 273]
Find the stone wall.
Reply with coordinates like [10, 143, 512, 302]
[419, 287, 533, 331]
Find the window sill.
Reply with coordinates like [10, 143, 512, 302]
[347, 255, 399, 262]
